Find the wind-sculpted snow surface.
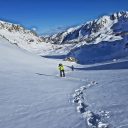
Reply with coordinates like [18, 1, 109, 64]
[0, 36, 128, 128]
[0, 37, 83, 128]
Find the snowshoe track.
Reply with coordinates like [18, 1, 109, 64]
[72, 81, 110, 128]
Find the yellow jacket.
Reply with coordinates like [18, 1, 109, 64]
[58, 65, 64, 71]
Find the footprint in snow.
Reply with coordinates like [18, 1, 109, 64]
[72, 81, 109, 128]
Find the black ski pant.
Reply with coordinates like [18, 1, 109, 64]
[60, 70, 65, 77]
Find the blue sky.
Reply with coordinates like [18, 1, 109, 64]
[0, 0, 128, 34]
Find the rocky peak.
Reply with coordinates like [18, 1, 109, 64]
[45, 11, 128, 44]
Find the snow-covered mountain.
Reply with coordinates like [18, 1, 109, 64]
[46, 11, 128, 44]
[1, 11, 128, 63]
[0, 20, 53, 53]
[45, 11, 128, 64]
[1, 12, 128, 128]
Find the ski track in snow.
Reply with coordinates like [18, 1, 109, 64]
[36, 72, 87, 82]
[72, 80, 110, 128]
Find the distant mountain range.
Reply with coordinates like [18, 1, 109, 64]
[1, 11, 128, 63]
[45, 11, 128, 63]
[45, 11, 128, 44]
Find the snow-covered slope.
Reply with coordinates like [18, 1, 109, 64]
[67, 38, 128, 64]
[0, 36, 85, 128]
[0, 20, 53, 54]
[1, 35, 128, 128]
[70, 61, 128, 128]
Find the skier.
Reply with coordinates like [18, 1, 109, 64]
[58, 63, 65, 77]
[71, 65, 74, 71]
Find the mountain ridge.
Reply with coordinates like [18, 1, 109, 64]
[1, 11, 128, 63]
[45, 11, 128, 44]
